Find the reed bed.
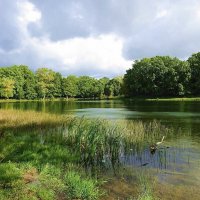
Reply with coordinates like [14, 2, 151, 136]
[0, 109, 176, 199]
[0, 109, 72, 130]
[62, 118, 173, 169]
[0, 109, 175, 170]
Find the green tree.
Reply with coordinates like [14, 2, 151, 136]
[52, 72, 62, 98]
[105, 77, 123, 97]
[20, 65, 37, 99]
[36, 68, 55, 99]
[98, 77, 109, 98]
[188, 52, 200, 95]
[124, 56, 191, 97]
[62, 75, 78, 98]
[77, 76, 97, 98]
[0, 78, 15, 99]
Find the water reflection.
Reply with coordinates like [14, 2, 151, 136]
[1, 99, 200, 132]
[1, 100, 200, 179]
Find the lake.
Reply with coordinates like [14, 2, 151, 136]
[1, 99, 200, 199]
[1, 99, 200, 131]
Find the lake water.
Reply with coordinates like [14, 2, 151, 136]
[1, 99, 200, 131]
[1, 99, 200, 199]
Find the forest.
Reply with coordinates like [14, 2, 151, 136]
[0, 66, 123, 99]
[0, 52, 200, 99]
[124, 52, 200, 97]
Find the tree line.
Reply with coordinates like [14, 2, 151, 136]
[124, 52, 200, 97]
[1, 52, 200, 99]
[0, 66, 123, 99]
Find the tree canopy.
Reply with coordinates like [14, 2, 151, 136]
[0, 66, 122, 99]
[1, 52, 200, 99]
[124, 56, 192, 97]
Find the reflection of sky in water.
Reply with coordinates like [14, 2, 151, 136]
[72, 108, 200, 119]
[1, 100, 200, 186]
[121, 136, 200, 185]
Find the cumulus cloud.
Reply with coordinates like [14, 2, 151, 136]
[0, 0, 200, 77]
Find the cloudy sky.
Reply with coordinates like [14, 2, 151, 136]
[0, 0, 200, 77]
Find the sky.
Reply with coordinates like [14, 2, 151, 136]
[0, 0, 200, 77]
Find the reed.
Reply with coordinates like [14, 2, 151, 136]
[0, 109, 72, 131]
[62, 118, 173, 170]
[0, 109, 175, 199]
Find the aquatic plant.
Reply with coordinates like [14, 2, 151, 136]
[0, 109, 176, 199]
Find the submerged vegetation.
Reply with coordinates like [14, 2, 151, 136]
[0, 109, 175, 199]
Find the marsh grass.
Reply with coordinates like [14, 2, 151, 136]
[63, 118, 173, 171]
[0, 109, 176, 199]
[146, 97, 200, 101]
[0, 109, 72, 131]
[136, 172, 158, 200]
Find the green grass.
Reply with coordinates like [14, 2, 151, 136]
[145, 97, 200, 101]
[0, 98, 76, 103]
[136, 173, 156, 200]
[126, 96, 200, 101]
[0, 109, 174, 199]
[0, 109, 73, 131]
[0, 163, 101, 200]
[64, 170, 101, 200]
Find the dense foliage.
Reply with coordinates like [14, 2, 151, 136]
[124, 53, 200, 97]
[1, 52, 200, 99]
[0, 66, 122, 99]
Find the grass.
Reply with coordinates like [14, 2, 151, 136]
[0, 109, 175, 199]
[136, 172, 157, 200]
[2, 96, 200, 103]
[0, 109, 72, 131]
[145, 97, 200, 101]
[0, 163, 101, 200]
[0, 98, 77, 103]
[65, 170, 101, 200]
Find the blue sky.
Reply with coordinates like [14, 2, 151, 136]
[0, 0, 200, 77]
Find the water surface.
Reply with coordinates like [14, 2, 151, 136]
[1, 100, 200, 199]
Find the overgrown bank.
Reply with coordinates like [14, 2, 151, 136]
[0, 109, 173, 199]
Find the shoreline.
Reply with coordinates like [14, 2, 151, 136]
[1, 96, 200, 103]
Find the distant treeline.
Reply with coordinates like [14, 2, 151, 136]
[0, 66, 123, 99]
[124, 52, 200, 97]
[1, 52, 200, 99]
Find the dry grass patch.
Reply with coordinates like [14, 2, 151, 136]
[0, 109, 72, 130]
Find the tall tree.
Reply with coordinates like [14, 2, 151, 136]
[124, 56, 191, 97]
[188, 52, 200, 95]
[0, 78, 15, 99]
[62, 75, 78, 98]
[20, 65, 37, 99]
[77, 76, 97, 98]
[52, 72, 62, 98]
[36, 68, 55, 99]
[105, 77, 123, 97]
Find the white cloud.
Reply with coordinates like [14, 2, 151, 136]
[26, 34, 132, 77]
[17, 0, 41, 25]
[1, 0, 200, 77]
[0, 0, 131, 77]
[155, 10, 168, 19]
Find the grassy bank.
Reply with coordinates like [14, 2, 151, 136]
[2, 96, 200, 103]
[0, 98, 76, 103]
[0, 109, 173, 199]
[145, 97, 200, 101]
[0, 96, 123, 103]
